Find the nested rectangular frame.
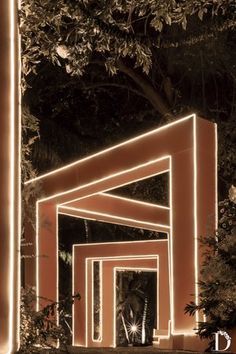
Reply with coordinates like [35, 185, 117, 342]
[87, 256, 159, 347]
[23, 114, 217, 347]
[73, 240, 170, 347]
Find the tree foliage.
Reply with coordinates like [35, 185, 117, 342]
[185, 190, 236, 347]
[20, 0, 235, 80]
[19, 286, 80, 353]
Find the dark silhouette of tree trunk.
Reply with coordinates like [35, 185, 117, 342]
[117, 59, 173, 119]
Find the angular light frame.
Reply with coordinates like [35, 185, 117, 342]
[24, 114, 217, 349]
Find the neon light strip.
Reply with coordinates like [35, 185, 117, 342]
[60, 168, 169, 207]
[56, 207, 59, 328]
[85, 259, 88, 347]
[25, 114, 194, 185]
[215, 124, 218, 230]
[85, 256, 158, 346]
[113, 263, 159, 347]
[36, 201, 40, 311]
[8, 0, 18, 351]
[73, 239, 167, 247]
[58, 206, 170, 231]
[91, 260, 102, 342]
[86, 255, 161, 260]
[72, 246, 75, 345]
[169, 156, 174, 332]
[113, 267, 116, 348]
[98, 193, 170, 209]
[82, 254, 161, 346]
[16, 1, 21, 349]
[115, 267, 157, 271]
[37, 156, 170, 203]
[193, 116, 199, 325]
[58, 211, 168, 233]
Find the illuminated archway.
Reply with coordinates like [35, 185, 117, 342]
[24, 114, 217, 349]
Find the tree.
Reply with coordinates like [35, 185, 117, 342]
[20, 0, 236, 115]
[20, 0, 236, 194]
[185, 187, 236, 350]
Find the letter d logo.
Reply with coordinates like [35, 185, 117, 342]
[214, 331, 231, 352]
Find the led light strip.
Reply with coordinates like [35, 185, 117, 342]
[193, 116, 199, 326]
[113, 265, 158, 347]
[34, 114, 217, 348]
[58, 205, 170, 231]
[85, 255, 159, 347]
[60, 168, 170, 207]
[91, 260, 103, 342]
[8, 0, 20, 352]
[74, 248, 166, 347]
[8, 0, 15, 350]
[37, 156, 170, 203]
[25, 114, 195, 185]
[98, 192, 170, 209]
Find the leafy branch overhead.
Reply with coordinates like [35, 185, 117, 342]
[20, 0, 236, 82]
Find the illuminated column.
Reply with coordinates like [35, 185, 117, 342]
[0, 1, 20, 353]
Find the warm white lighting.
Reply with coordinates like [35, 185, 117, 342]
[58, 205, 170, 231]
[25, 114, 195, 185]
[32, 114, 217, 348]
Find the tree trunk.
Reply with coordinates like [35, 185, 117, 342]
[117, 59, 173, 119]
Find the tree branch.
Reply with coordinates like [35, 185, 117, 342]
[82, 82, 147, 99]
[117, 59, 173, 118]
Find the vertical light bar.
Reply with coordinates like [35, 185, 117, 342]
[169, 156, 175, 332]
[36, 202, 40, 311]
[193, 115, 199, 325]
[215, 124, 218, 230]
[8, 0, 16, 350]
[113, 268, 117, 348]
[0, 0, 20, 352]
[16, 0, 22, 348]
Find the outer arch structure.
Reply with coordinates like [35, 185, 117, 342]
[24, 114, 217, 350]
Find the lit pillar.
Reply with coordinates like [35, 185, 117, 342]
[0, 0, 20, 353]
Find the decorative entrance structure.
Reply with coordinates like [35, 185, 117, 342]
[24, 114, 217, 350]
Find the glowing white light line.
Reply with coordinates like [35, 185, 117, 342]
[58, 211, 167, 232]
[74, 239, 167, 247]
[113, 264, 159, 346]
[37, 156, 170, 204]
[91, 261, 95, 342]
[91, 260, 102, 342]
[58, 206, 170, 230]
[25, 114, 194, 185]
[60, 169, 170, 207]
[156, 257, 160, 331]
[16, 1, 22, 349]
[193, 115, 199, 325]
[84, 255, 160, 346]
[115, 267, 157, 271]
[59, 212, 97, 222]
[8, 0, 15, 351]
[56, 207, 59, 328]
[98, 193, 170, 209]
[85, 259, 88, 347]
[100, 260, 103, 342]
[72, 247, 75, 346]
[113, 267, 116, 348]
[215, 124, 218, 230]
[36, 201, 39, 311]
[169, 156, 174, 332]
[86, 255, 159, 261]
